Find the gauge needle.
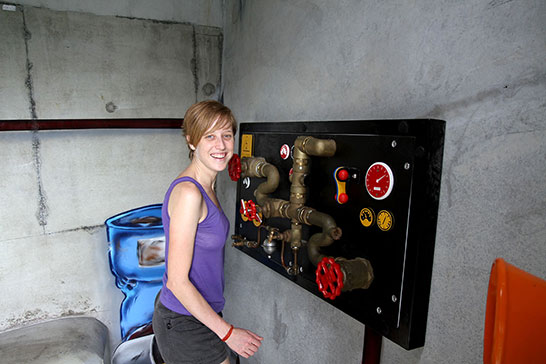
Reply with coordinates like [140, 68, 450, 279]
[376, 174, 386, 183]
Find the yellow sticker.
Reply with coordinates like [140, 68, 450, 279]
[377, 210, 394, 231]
[359, 208, 375, 227]
[241, 134, 253, 158]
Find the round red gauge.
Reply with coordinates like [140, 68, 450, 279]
[365, 162, 394, 200]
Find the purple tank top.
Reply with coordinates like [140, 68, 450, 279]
[159, 176, 229, 315]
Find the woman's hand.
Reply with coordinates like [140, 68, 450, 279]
[225, 327, 263, 358]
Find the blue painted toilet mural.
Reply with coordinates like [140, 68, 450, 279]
[105, 204, 235, 364]
[105, 204, 165, 342]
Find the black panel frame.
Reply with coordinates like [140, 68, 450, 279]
[233, 119, 445, 350]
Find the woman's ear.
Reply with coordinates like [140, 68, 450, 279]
[186, 135, 196, 150]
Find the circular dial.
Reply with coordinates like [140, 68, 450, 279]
[365, 162, 394, 200]
[377, 210, 394, 231]
[359, 208, 375, 228]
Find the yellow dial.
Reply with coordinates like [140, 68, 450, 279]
[359, 208, 375, 227]
[377, 210, 394, 231]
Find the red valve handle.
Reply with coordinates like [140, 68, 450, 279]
[248, 200, 257, 221]
[228, 154, 241, 181]
[239, 199, 261, 223]
[315, 257, 344, 300]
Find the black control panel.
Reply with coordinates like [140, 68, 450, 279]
[232, 120, 445, 349]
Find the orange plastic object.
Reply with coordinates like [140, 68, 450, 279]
[483, 258, 546, 364]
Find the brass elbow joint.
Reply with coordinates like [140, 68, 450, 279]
[294, 136, 336, 157]
[240, 156, 281, 209]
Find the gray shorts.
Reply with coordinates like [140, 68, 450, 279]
[152, 297, 229, 364]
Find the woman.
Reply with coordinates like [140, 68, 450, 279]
[152, 100, 263, 364]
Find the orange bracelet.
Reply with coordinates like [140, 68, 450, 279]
[221, 324, 234, 342]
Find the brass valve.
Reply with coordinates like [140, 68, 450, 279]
[231, 234, 259, 248]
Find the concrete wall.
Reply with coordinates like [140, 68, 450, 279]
[0, 2, 222, 349]
[2, 1, 545, 363]
[10, 0, 223, 27]
[220, 1, 546, 363]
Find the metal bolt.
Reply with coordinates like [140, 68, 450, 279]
[404, 163, 410, 170]
[376, 307, 382, 314]
[289, 261, 293, 266]
[299, 266, 303, 273]
[268, 255, 272, 259]
[239, 223, 243, 228]
[352, 173, 358, 179]
[392, 295, 398, 303]
[391, 140, 397, 148]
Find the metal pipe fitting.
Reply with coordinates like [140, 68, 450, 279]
[239, 137, 338, 275]
[255, 163, 280, 204]
[290, 222, 303, 249]
[240, 156, 283, 218]
[231, 234, 259, 249]
[287, 248, 299, 276]
[336, 257, 374, 291]
[294, 136, 336, 157]
[240, 156, 266, 177]
[304, 208, 342, 266]
[259, 198, 289, 219]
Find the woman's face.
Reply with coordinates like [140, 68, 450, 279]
[191, 121, 234, 173]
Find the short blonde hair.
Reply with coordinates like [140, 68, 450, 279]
[182, 100, 237, 159]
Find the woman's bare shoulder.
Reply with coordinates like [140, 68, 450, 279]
[171, 180, 203, 204]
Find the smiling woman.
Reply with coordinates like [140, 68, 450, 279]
[152, 100, 263, 364]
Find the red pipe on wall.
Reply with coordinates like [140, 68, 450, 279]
[362, 326, 382, 364]
[0, 119, 182, 131]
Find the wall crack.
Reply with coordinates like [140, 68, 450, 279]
[22, 7, 49, 231]
[191, 25, 199, 102]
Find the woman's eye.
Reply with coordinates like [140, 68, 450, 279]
[223, 134, 233, 139]
[205, 135, 214, 140]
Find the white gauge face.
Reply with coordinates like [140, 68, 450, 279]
[365, 162, 394, 200]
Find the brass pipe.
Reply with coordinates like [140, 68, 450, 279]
[240, 157, 280, 199]
[336, 257, 374, 291]
[231, 234, 259, 249]
[260, 198, 289, 220]
[289, 136, 336, 251]
[240, 156, 267, 178]
[288, 248, 299, 276]
[289, 138, 310, 249]
[281, 240, 287, 269]
[303, 208, 343, 266]
[294, 136, 336, 157]
[302, 207, 374, 290]
[240, 157, 284, 218]
[239, 137, 338, 275]
[255, 164, 280, 204]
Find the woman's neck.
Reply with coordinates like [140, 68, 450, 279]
[183, 161, 217, 191]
